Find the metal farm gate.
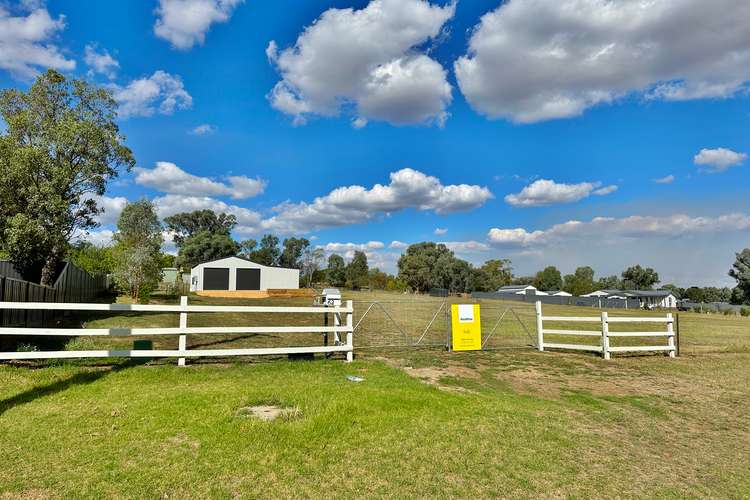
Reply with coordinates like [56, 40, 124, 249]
[351, 298, 538, 351]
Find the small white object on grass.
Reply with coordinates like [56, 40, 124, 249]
[346, 375, 364, 382]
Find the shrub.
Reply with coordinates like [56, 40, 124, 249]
[723, 309, 734, 316]
[741, 307, 750, 317]
[138, 285, 153, 304]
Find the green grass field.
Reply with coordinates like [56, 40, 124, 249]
[1, 291, 749, 497]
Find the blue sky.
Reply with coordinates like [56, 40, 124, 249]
[1, 0, 749, 286]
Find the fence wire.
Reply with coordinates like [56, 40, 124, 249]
[352, 298, 537, 350]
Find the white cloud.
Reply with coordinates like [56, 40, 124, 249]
[267, 0, 454, 127]
[84, 44, 119, 79]
[654, 175, 675, 184]
[189, 124, 216, 135]
[0, 6, 75, 78]
[77, 229, 115, 247]
[434, 227, 447, 236]
[261, 168, 493, 233]
[504, 179, 617, 207]
[88, 195, 128, 226]
[693, 147, 747, 173]
[442, 240, 490, 253]
[134, 161, 265, 200]
[488, 213, 750, 248]
[154, 0, 244, 50]
[389, 240, 408, 249]
[321, 241, 385, 253]
[455, 0, 750, 123]
[110, 71, 192, 118]
[154, 194, 262, 235]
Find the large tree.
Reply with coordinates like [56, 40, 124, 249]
[280, 237, 310, 269]
[476, 259, 513, 291]
[563, 266, 596, 296]
[534, 266, 563, 291]
[164, 210, 236, 246]
[729, 248, 750, 304]
[326, 254, 347, 287]
[248, 234, 281, 266]
[346, 251, 369, 289]
[111, 200, 163, 299]
[621, 265, 660, 290]
[397, 242, 454, 293]
[165, 210, 239, 269]
[175, 231, 240, 270]
[0, 70, 134, 285]
[300, 246, 325, 287]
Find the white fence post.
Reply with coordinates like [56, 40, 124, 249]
[535, 301, 544, 351]
[178, 296, 187, 367]
[345, 299, 354, 363]
[666, 312, 675, 358]
[601, 311, 610, 360]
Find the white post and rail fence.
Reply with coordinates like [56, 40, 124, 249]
[0, 297, 354, 363]
[535, 301, 677, 360]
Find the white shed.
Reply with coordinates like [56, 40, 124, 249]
[190, 257, 299, 292]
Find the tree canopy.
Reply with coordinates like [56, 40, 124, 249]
[621, 265, 660, 290]
[729, 249, 750, 304]
[111, 200, 163, 299]
[0, 69, 134, 284]
[346, 251, 369, 289]
[166, 210, 239, 269]
[533, 266, 563, 291]
[327, 254, 346, 287]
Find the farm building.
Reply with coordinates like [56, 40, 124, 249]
[547, 290, 572, 297]
[497, 285, 549, 296]
[190, 257, 299, 292]
[582, 289, 677, 308]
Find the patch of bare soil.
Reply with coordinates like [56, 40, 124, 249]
[236, 405, 301, 421]
[402, 363, 481, 393]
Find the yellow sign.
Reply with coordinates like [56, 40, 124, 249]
[451, 304, 482, 351]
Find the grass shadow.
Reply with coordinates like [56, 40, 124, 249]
[0, 360, 133, 417]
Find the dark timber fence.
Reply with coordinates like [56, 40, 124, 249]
[0, 261, 107, 327]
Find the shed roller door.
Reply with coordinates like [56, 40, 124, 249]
[236, 268, 261, 290]
[203, 268, 230, 290]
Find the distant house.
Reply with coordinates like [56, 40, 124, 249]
[190, 256, 299, 292]
[547, 290, 572, 297]
[581, 289, 677, 308]
[497, 285, 549, 296]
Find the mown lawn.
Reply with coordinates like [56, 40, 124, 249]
[1, 291, 749, 497]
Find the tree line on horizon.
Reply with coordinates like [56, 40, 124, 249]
[1, 70, 749, 305]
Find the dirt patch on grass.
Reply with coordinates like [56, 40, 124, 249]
[402, 364, 482, 393]
[236, 405, 301, 421]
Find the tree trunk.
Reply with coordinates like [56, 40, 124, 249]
[40, 253, 59, 287]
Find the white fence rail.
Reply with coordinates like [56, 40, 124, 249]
[0, 296, 354, 364]
[534, 301, 675, 360]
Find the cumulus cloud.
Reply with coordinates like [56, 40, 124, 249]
[261, 168, 493, 233]
[267, 0, 454, 127]
[442, 240, 490, 253]
[488, 213, 750, 248]
[504, 179, 617, 207]
[110, 71, 192, 118]
[0, 6, 75, 78]
[88, 195, 128, 226]
[389, 240, 408, 249]
[654, 175, 675, 184]
[321, 241, 385, 253]
[189, 124, 216, 135]
[154, 194, 262, 235]
[154, 0, 244, 50]
[84, 44, 119, 79]
[693, 147, 747, 173]
[434, 227, 447, 236]
[134, 161, 265, 200]
[455, 0, 750, 123]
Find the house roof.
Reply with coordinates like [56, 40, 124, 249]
[192, 255, 298, 271]
[499, 284, 535, 291]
